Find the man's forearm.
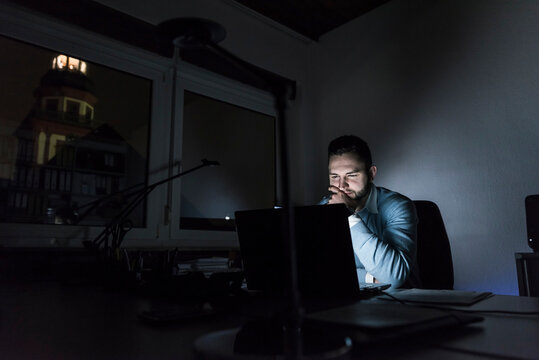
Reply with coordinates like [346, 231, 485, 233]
[350, 217, 416, 288]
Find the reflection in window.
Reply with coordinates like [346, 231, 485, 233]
[85, 105, 94, 121]
[180, 91, 275, 231]
[0, 35, 151, 227]
[65, 99, 80, 115]
[52, 54, 87, 74]
[37, 131, 47, 165]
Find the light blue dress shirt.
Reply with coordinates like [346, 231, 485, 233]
[320, 184, 420, 289]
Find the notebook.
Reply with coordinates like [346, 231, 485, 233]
[235, 204, 388, 311]
[378, 288, 493, 305]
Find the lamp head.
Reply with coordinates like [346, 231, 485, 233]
[158, 18, 226, 49]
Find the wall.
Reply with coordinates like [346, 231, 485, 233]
[309, 0, 539, 295]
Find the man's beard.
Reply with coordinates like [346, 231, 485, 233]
[348, 182, 372, 201]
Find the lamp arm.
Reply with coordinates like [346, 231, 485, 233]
[74, 181, 145, 222]
[83, 159, 218, 250]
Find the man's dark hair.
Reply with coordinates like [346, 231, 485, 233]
[328, 135, 373, 168]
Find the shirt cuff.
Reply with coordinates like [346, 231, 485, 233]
[365, 272, 375, 283]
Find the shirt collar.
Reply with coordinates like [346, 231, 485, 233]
[363, 183, 378, 214]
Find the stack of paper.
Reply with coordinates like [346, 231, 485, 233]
[177, 257, 230, 276]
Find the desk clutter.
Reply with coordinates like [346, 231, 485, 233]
[177, 256, 241, 276]
[108, 250, 245, 302]
[0, 247, 245, 301]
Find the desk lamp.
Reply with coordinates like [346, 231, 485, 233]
[157, 18, 351, 359]
[57, 159, 219, 257]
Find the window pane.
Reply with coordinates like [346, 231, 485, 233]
[0, 35, 151, 227]
[180, 91, 275, 231]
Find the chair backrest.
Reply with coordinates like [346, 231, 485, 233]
[413, 200, 454, 290]
[515, 195, 539, 296]
[525, 194, 539, 251]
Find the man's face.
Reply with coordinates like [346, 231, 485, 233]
[328, 153, 373, 201]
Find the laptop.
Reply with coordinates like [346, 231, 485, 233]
[235, 204, 388, 312]
[235, 204, 483, 344]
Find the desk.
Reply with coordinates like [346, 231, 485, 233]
[2, 281, 539, 360]
[423, 294, 539, 359]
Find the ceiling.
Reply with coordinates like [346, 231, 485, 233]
[10, 0, 392, 44]
[232, 0, 392, 41]
[7, 0, 392, 91]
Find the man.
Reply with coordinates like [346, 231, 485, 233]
[320, 135, 421, 289]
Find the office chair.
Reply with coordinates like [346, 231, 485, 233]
[413, 200, 454, 290]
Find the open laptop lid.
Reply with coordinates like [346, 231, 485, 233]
[235, 204, 360, 302]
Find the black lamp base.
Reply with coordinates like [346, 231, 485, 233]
[194, 324, 352, 360]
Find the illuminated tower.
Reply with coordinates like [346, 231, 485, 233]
[5, 55, 100, 222]
[33, 54, 99, 165]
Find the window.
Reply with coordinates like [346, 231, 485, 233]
[0, 4, 277, 249]
[168, 63, 276, 247]
[65, 99, 80, 115]
[0, 34, 151, 228]
[85, 104, 94, 121]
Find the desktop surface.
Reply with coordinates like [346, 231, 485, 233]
[2, 280, 539, 360]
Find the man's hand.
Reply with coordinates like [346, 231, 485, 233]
[327, 185, 359, 212]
